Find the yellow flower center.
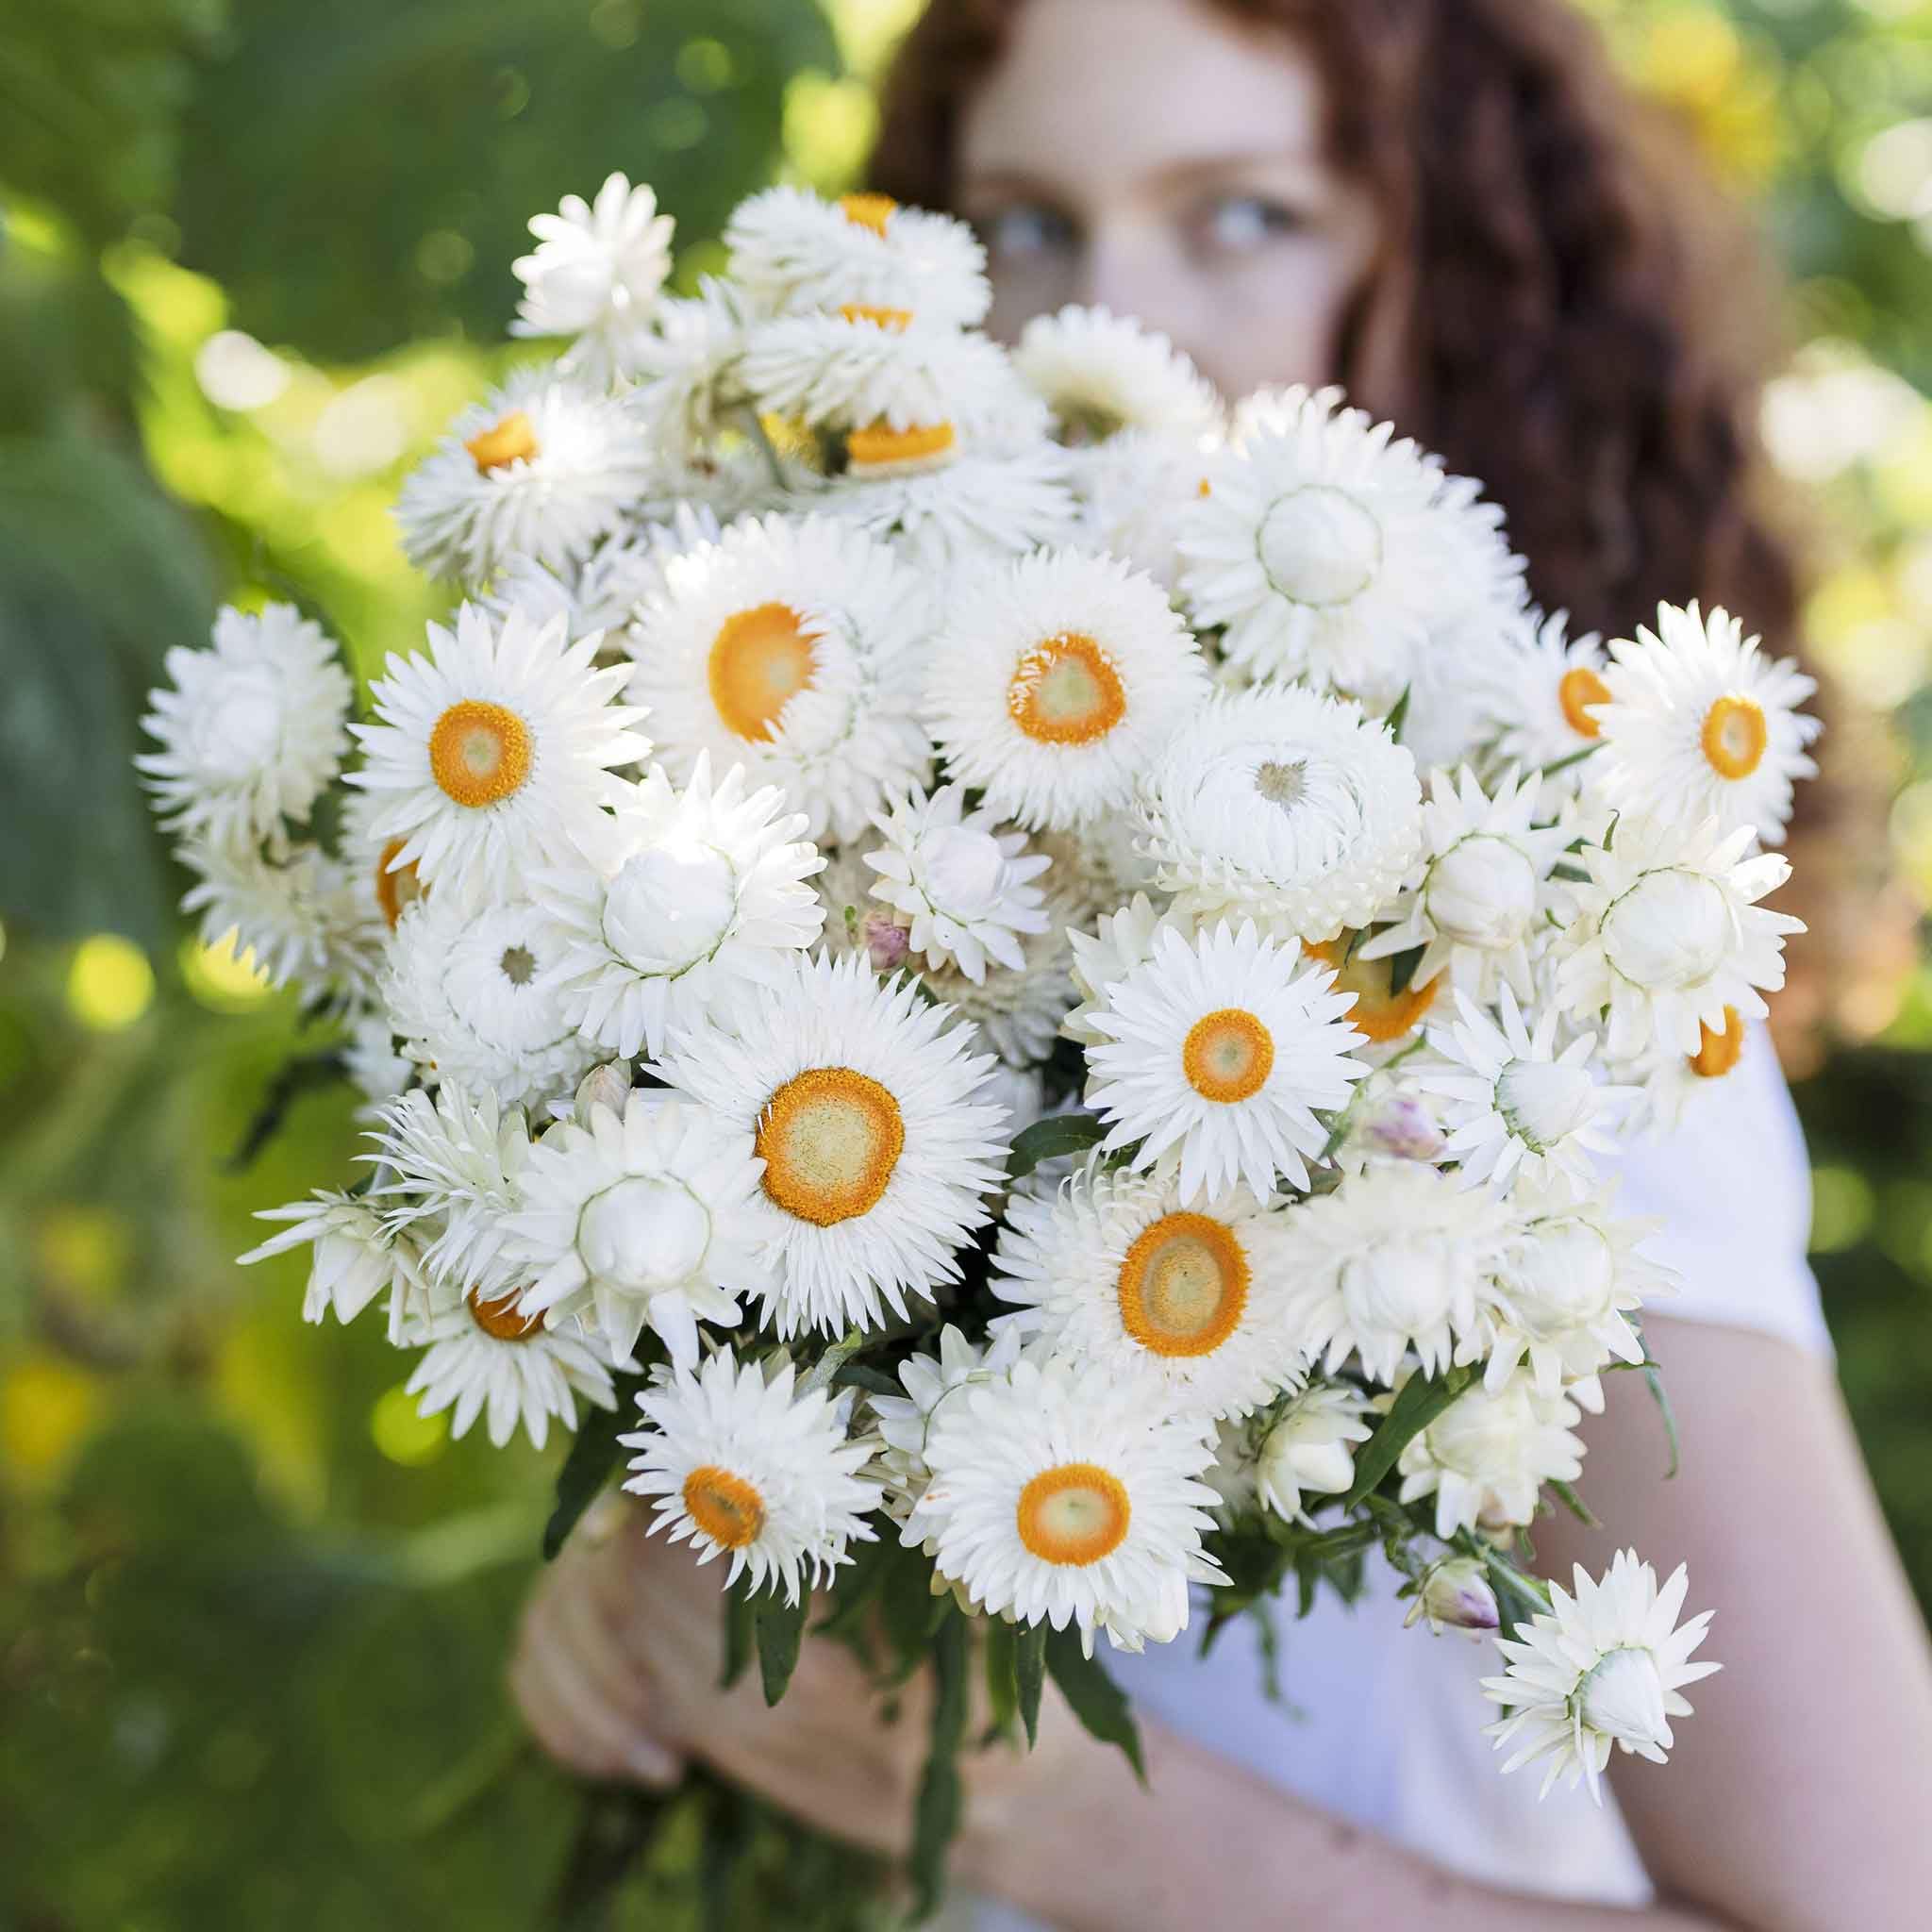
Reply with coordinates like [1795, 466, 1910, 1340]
[708, 602, 817, 742]
[428, 700, 533, 808]
[845, 420, 958, 470]
[839, 303, 913, 330]
[1181, 1008, 1274, 1104]
[1689, 1005, 1745, 1078]
[465, 409, 539, 473]
[1557, 665, 1611, 740]
[1016, 1462, 1132, 1567]
[838, 192, 896, 235]
[467, 1286, 541, 1341]
[374, 837, 425, 929]
[682, 1464, 766, 1549]
[1117, 1211, 1250, 1358]
[756, 1066, 905, 1226]
[1007, 632, 1127, 747]
[1701, 694, 1768, 780]
[1307, 938, 1438, 1043]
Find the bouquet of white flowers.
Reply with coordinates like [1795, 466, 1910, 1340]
[140, 175, 1819, 1907]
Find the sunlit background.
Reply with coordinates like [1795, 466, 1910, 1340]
[3, 1, 1929, 1923]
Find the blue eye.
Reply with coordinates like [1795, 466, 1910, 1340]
[1201, 194, 1304, 253]
[978, 205, 1075, 262]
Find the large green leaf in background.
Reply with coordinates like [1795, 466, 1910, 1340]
[171, 0, 840, 361]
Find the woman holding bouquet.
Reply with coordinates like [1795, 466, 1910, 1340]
[513, 1, 1932, 1924]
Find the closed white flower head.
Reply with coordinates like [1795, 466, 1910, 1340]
[653, 951, 1010, 1337]
[511, 173, 675, 385]
[1592, 603, 1820, 847]
[626, 512, 933, 844]
[908, 1353, 1226, 1654]
[863, 783, 1052, 984]
[1553, 811, 1803, 1059]
[140, 603, 351, 845]
[623, 1349, 883, 1603]
[1014, 304, 1222, 444]
[870, 1321, 1026, 1522]
[1084, 918, 1367, 1203]
[1483, 1549, 1720, 1802]
[394, 367, 657, 582]
[239, 1190, 426, 1331]
[507, 1091, 771, 1368]
[348, 602, 649, 908]
[1255, 1381, 1374, 1523]
[991, 1161, 1306, 1423]
[531, 752, 825, 1058]
[1136, 685, 1423, 941]
[924, 548, 1210, 831]
[1276, 1160, 1511, 1382]
[1392, 1367, 1584, 1539]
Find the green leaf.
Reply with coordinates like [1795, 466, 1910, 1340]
[1043, 1626, 1145, 1785]
[1006, 1110, 1107, 1180]
[982, 1616, 1017, 1739]
[1385, 944, 1426, 998]
[1014, 1623, 1047, 1749]
[1384, 683, 1411, 743]
[1547, 1478, 1599, 1527]
[908, 1607, 969, 1921]
[756, 1591, 808, 1707]
[1342, 1365, 1474, 1508]
[541, 1374, 644, 1559]
[720, 1580, 757, 1691]
[830, 1361, 902, 1398]
[1642, 1359, 1681, 1480]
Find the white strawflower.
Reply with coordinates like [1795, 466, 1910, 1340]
[1357, 765, 1571, 1006]
[1552, 812, 1802, 1059]
[489, 507, 724, 644]
[623, 1349, 883, 1604]
[139, 604, 351, 845]
[625, 512, 932, 844]
[625, 275, 757, 467]
[1014, 305, 1221, 443]
[1063, 893, 1178, 1048]
[1617, 1004, 1754, 1132]
[506, 1091, 770, 1367]
[1255, 1381, 1374, 1522]
[383, 893, 598, 1109]
[1592, 603, 1820, 847]
[1067, 428, 1213, 591]
[924, 548, 1209, 831]
[1084, 919, 1368, 1202]
[239, 1190, 426, 1329]
[531, 753, 824, 1058]
[920, 929, 1078, 1068]
[1406, 1556, 1503, 1637]
[863, 784, 1051, 983]
[394, 367, 657, 581]
[1473, 607, 1610, 783]
[511, 173, 675, 385]
[1275, 1160, 1511, 1383]
[869, 1321, 1025, 1521]
[1300, 934, 1443, 1055]
[991, 1163, 1305, 1423]
[1136, 686, 1422, 941]
[1483, 1550, 1720, 1801]
[908, 1354, 1225, 1654]
[1392, 1368, 1585, 1538]
[653, 952, 1010, 1337]
[347, 602, 649, 908]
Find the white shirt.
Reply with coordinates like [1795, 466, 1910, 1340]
[963, 1025, 1827, 1926]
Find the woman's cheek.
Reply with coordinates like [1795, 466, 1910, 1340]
[1208, 248, 1359, 395]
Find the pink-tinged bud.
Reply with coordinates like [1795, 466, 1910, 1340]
[1360, 1093, 1447, 1162]
[574, 1060, 633, 1122]
[863, 912, 912, 973]
[1405, 1557, 1500, 1636]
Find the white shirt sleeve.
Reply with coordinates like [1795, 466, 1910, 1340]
[1597, 1023, 1832, 1359]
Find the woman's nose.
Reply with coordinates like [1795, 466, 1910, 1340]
[1076, 225, 1201, 357]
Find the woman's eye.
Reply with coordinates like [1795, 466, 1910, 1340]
[1198, 193, 1305, 255]
[977, 205, 1075, 263]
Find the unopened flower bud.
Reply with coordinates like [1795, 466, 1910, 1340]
[1599, 868, 1730, 991]
[1425, 835, 1539, 951]
[1405, 1557, 1500, 1636]
[1359, 1091, 1447, 1161]
[1580, 1645, 1674, 1755]
[574, 1060, 633, 1123]
[861, 910, 911, 973]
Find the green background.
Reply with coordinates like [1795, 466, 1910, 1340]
[2, 1, 1929, 1924]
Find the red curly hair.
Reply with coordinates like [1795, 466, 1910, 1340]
[869, 0, 1907, 1057]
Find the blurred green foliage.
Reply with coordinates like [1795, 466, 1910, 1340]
[0, 1, 1927, 1925]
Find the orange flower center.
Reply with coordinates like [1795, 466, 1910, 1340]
[839, 303, 913, 330]
[1016, 1463, 1132, 1567]
[682, 1465, 766, 1549]
[427, 700, 532, 808]
[708, 602, 817, 741]
[1117, 1211, 1250, 1358]
[374, 837, 425, 928]
[1007, 632, 1127, 747]
[467, 1286, 541, 1341]
[1701, 695, 1768, 780]
[845, 420, 958, 470]
[1557, 665, 1611, 740]
[1307, 937, 1438, 1043]
[1689, 1005, 1745, 1078]
[465, 409, 539, 473]
[1182, 1008, 1274, 1104]
[838, 192, 896, 235]
[756, 1067, 905, 1226]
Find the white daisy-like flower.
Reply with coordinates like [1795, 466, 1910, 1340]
[396, 367, 658, 583]
[1392, 1367, 1584, 1539]
[510, 173, 675, 386]
[924, 547, 1209, 831]
[625, 513, 932, 844]
[1483, 1549, 1721, 1801]
[1591, 602, 1820, 848]
[1083, 919, 1368, 1202]
[869, 1321, 1026, 1522]
[1255, 1380, 1374, 1523]
[489, 507, 724, 646]
[1013, 305, 1221, 443]
[1136, 685, 1423, 941]
[1552, 811, 1802, 1059]
[1483, 1175, 1674, 1397]
[401, 1277, 616, 1451]
[1616, 1003, 1754, 1133]
[1473, 608, 1610, 784]
[1063, 893, 1178, 1047]
[908, 1353, 1225, 1653]
[139, 603, 351, 845]
[724, 187, 990, 327]
[1300, 934, 1444, 1058]
[623, 1349, 883, 1603]
[1177, 385, 1521, 705]
[1414, 988, 1631, 1197]
[504, 1091, 769, 1367]
[383, 892, 599, 1109]
[991, 1162, 1305, 1423]
[1357, 765, 1572, 1005]
[921, 929, 1078, 1069]
[531, 752, 824, 1058]
[652, 951, 1010, 1336]
[347, 602, 648, 908]
[1275, 1159, 1512, 1382]
[239, 1190, 428, 1330]
[863, 784, 1051, 983]
[1066, 428, 1214, 591]
[625, 275, 758, 467]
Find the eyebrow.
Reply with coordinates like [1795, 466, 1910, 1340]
[958, 149, 1325, 203]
